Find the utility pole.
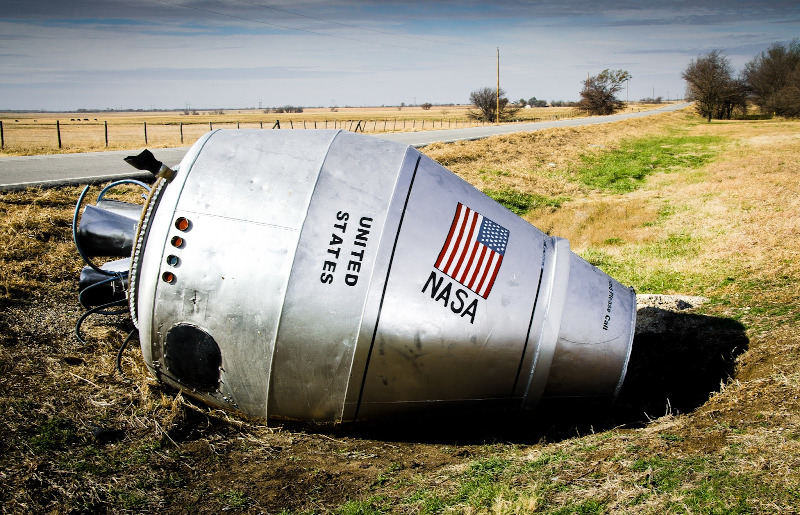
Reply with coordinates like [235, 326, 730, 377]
[496, 47, 500, 124]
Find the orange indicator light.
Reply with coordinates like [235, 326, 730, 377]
[175, 217, 190, 231]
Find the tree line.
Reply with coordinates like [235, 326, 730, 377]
[468, 39, 800, 123]
[683, 40, 800, 121]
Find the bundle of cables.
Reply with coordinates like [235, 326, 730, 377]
[72, 179, 151, 376]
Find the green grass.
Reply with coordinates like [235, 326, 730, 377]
[219, 489, 252, 509]
[575, 135, 725, 192]
[29, 417, 77, 453]
[579, 230, 706, 294]
[627, 453, 777, 513]
[388, 446, 789, 514]
[483, 188, 568, 215]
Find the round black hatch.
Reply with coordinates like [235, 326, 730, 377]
[164, 324, 221, 391]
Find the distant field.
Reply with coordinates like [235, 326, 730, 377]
[0, 104, 660, 156]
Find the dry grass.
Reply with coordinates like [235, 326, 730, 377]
[0, 104, 667, 156]
[1, 108, 799, 513]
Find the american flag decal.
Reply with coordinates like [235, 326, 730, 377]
[434, 203, 509, 299]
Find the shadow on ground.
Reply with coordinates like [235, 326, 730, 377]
[323, 307, 748, 445]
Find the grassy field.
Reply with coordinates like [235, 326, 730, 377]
[1, 107, 799, 513]
[0, 104, 664, 156]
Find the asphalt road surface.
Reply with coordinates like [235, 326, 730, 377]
[0, 103, 690, 190]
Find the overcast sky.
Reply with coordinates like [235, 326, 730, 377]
[1, 0, 798, 111]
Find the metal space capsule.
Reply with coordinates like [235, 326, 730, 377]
[76, 129, 636, 423]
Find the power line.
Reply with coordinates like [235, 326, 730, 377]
[152, 0, 483, 58]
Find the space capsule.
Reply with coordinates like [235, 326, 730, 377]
[75, 129, 636, 423]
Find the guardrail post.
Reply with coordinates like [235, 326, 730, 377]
[57, 120, 62, 148]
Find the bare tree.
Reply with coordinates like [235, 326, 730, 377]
[682, 50, 747, 121]
[743, 40, 800, 117]
[579, 69, 631, 115]
[468, 87, 519, 122]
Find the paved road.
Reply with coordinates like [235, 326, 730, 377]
[380, 102, 690, 146]
[0, 103, 690, 190]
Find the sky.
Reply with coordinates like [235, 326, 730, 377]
[1, 0, 799, 111]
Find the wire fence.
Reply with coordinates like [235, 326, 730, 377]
[0, 110, 586, 152]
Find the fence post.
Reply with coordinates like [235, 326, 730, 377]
[209, 122, 213, 131]
[57, 120, 62, 149]
[290, 120, 293, 129]
[180, 122, 183, 144]
[144, 121, 148, 145]
[260, 121, 263, 129]
[237, 121, 240, 129]
[104, 121, 108, 147]
[0, 120, 4, 149]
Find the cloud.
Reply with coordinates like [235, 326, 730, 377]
[2, 0, 799, 109]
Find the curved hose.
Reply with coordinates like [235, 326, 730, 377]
[97, 179, 151, 201]
[74, 299, 129, 345]
[116, 328, 139, 378]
